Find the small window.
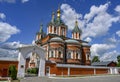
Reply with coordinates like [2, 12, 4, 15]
[51, 51, 54, 57]
[62, 28, 64, 36]
[86, 52, 90, 60]
[21, 65, 24, 68]
[58, 51, 61, 58]
[76, 53, 78, 59]
[67, 52, 71, 59]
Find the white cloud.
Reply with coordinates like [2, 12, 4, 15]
[21, 0, 29, 3]
[0, 13, 6, 20]
[1, 41, 20, 49]
[0, 22, 20, 42]
[115, 5, 120, 13]
[0, 41, 21, 58]
[84, 37, 92, 42]
[84, 2, 110, 22]
[116, 30, 120, 37]
[61, 4, 83, 30]
[100, 50, 120, 61]
[61, 3, 120, 40]
[90, 43, 116, 57]
[0, 0, 16, 3]
[82, 2, 120, 39]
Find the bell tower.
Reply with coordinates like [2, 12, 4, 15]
[72, 20, 82, 40]
[36, 24, 46, 40]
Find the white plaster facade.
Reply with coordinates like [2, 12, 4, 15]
[17, 45, 45, 78]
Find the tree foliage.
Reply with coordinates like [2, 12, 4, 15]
[117, 55, 120, 67]
[8, 65, 17, 80]
[92, 56, 100, 63]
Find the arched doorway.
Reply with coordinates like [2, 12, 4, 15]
[17, 45, 45, 78]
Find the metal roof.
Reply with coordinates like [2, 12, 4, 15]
[65, 39, 80, 44]
[0, 57, 18, 61]
[50, 37, 63, 42]
[91, 61, 114, 66]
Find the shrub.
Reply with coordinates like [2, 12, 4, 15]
[8, 65, 17, 80]
[26, 68, 38, 74]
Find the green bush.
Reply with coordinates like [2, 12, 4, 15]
[26, 68, 38, 74]
[8, 65, 17, 80]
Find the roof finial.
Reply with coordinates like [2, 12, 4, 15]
[39, 23, 43, 33]
[51, 11, 55, 23]
[57, 4, 61, 18]
[75, 16, 78, 26]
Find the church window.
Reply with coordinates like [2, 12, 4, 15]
[62, 28, 64, 36]
[76, 53, 78, 59]
[86, 52, 90, 60]
[51, 51, 54, 58]
[67, 52, 71, 59]
[58, 51, 61, 58]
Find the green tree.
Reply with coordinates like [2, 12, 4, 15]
[92, 56, 100, 63]
[117, 55, 120, 67]
[8, 65, 17, 80]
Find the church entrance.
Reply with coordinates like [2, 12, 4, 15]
[25, 52, 40, 77]
[17, 45, 45, 78]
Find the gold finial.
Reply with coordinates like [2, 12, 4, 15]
[75, 16, 78, 26]
[75, 20, 78, 26]
[57, 4, 61, 18]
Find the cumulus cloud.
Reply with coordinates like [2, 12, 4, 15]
[0, 22, 20, 42]
[82, 2, 120, 39]
[116, 30, 120, 37]
[0, 13, 6, 20]
[0, 41, 21, 58]
[21, 0, 29, 3]
[61, 4, 83, 30]
[100, 50, 120, 61]
[0, 41, 20, 50]
[90, 36, 120, 61]
[84, 37, 92, 42]
[91, 43, 116, 56]
[0, 0, 16, 3]
[115, 5, 120, 13]
[61, 2, 120, 40]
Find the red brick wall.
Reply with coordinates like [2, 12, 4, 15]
[0, 61, 18, 77]
[96, 69, 108, 74]
[46, 63, 109, 76]
[70, 68, 94, 75]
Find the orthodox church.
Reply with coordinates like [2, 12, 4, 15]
[0, 8, 119, 77]
[28, 8, 91, 69]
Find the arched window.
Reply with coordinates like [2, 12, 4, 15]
[67, 52, 71, 59]
[76, 53, 78, 59]
[62, 28, 64, 36]
[86, 52, 90, 60]
[51, 51, 54, 57]
[58, 51, 61, 58]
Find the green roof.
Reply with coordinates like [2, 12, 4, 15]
[72, 21, 82, 33]
[36, 24, 46, 36]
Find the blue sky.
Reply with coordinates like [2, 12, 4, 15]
[0, 0, 120, 61]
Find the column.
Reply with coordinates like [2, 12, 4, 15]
[68, 67, 70, 76]
[114, 68, 118, 74]
[110, 68, 113, 74]
[17, 52, 26, 78]
[94, 68, 96, 75]
[38, 58, 45, 77]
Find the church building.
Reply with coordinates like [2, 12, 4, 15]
[29, 8, 91, 68]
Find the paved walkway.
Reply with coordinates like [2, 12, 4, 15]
[20, 75, 120, 82]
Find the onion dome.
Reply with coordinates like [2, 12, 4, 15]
[72, 20, 82, 34]
[65, 39, 80, 44]
[50, 37, 64, 42]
